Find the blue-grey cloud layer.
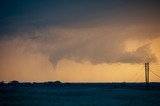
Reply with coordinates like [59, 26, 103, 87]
[0, 0, 160, 36]
[0, 0, 159, 66]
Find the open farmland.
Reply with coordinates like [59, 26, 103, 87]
[0, 83, 160, 106]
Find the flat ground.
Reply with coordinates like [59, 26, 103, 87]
[0, 87, 160, 106]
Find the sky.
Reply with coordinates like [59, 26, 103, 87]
[0, 0, 160, 82]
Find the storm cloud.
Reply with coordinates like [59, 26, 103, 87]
[1, 25, 157, 68]
[0, 0, 160, 67]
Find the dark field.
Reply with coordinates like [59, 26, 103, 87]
[0, 82, 160, 106]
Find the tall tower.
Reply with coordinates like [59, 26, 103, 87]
[145, 62, 149, 90]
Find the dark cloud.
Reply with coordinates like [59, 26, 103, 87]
[0, 25, 159, 67]
[0, 0, 160, 67]
[0, 0, 160, 37]
[12, 26, 157, 67]
[119, 44, 157, 63]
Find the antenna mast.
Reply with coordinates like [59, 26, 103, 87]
[145, 62, 149, 90]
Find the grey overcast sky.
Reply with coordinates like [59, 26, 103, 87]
[0, 0, 160, 82]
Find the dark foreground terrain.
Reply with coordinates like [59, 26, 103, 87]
[0, 81, 160, 106]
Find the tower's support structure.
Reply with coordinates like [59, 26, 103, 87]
[145, 62, 149, 90]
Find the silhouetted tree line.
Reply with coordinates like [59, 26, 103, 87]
[0, 80, 160, 90]
[0, 80, 63, 88]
